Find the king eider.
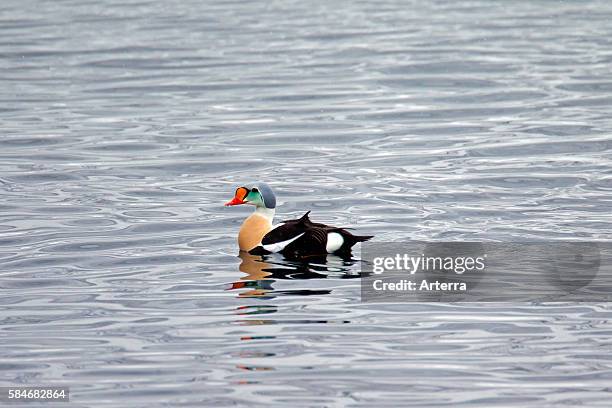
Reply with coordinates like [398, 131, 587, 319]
[225, 183, 373, 257]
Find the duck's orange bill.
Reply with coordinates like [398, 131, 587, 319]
[225, 187, 248, 206]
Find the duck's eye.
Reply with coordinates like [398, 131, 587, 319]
[251, 187, 259, 193]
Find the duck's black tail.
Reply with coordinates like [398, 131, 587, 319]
[351, 234, 374, 244]
[337, 229, 374, 249]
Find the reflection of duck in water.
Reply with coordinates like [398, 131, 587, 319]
[230, 252, 360, 299]
[238, 252, 348, 280]
[231, 252, 330, 298]
[238, 251, 273, 281]
[225, 183, 373, 258]
[229, 252, 274, 298]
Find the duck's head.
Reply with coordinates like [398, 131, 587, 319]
[224, 182, 276, 209]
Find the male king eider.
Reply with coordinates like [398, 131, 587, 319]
[225, 183, 373, 257]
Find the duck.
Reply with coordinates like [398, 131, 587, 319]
[225, 182, 373, 258]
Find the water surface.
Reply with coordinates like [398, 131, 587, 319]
[1, 0, 612, 406]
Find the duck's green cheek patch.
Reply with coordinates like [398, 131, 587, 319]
[246, 191, 260, 202]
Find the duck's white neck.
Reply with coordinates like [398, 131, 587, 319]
[253, 206, 275, 223]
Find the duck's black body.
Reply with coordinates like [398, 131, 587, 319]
[249, 211, 373, 258]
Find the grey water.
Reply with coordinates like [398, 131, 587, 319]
[1, 0, 612, 406]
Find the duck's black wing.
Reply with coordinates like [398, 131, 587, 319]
[249, 211, 374, 257]
[248, 212, 312, 255]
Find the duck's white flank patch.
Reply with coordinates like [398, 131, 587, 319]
[262, 232, 305, 253]
[326, 232, 344, 253]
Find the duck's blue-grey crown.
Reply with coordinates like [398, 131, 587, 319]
[255, 182, 276, 209]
